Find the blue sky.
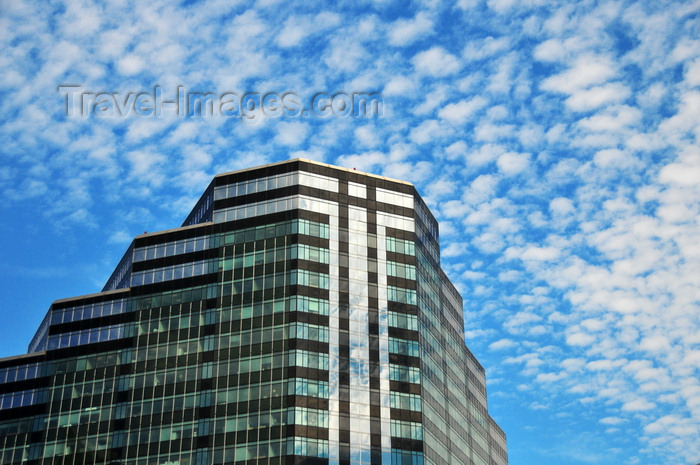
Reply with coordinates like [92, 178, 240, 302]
[1, 0, 699, 463]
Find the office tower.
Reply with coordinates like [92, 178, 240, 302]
[0, 159, 507, 465]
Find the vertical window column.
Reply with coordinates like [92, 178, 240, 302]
[376, 221, 393, 464]
[327, 200, 342, 465]
[367, 192, 385, 465]
[336, 187, 352, 465]
[347, 204, 371, 464]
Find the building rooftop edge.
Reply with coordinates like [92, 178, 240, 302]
[214, 158, 415, 188]
[0, 350, 47, 365]
[51, 287, 130, 306]
[134, 221, 213, 240]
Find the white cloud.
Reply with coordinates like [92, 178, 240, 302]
[497, 151, 530, 175]
[442, 242, 467, 258]
[565, 83, 631, 112]
[550, 197, 575, 215]
[108, 230, 133, 244]
[487, 52, 519, 94]
[593, 149, 635, 170]
[426, 176, 457, 198]
[489, 338, 517, 350]
[466, 144, 505, 167]
[621, 398, 655, 412]
[536, 372, 565, 383]
[383, 76, 417, 96]
[462, 270, 487, 280]
[659, 155, 700, 186]
[487, 0, 516, 14]
[684, 58, 700, 86]
[276, 17, 310, 48]
[274, 121, 309, 146]
[659, 90, 700, 138]
[324, 36, 367, 72]
[444, 140, 467, 160]
[117, 54, 145, 76]
[455, 0, 478, 9]
[413, 85, 450, 115]
[275, 12, 341, 48]
[638, 335, 671, 354]
[440, 200, 470, 218]
[381, 161, 433, 184]
[518, 124, 545, 148]
[387, 12, 433, 46]
[600, 416, 626, 425]
[60, 0, 102, 37]
[505, 245, 561, 262]
[409, 119, 452, 144]
[125, 150, 165, 184]
[438, 97, 488, 125]
[541, 56, 617, 94]
[578, 105, 643, 132]
[566, 331, 596, 347]
[354, 125, 381, 148]
[463, 36, 510, 61]
[412, 47, 462, 77]
[533, 38, 569, 62]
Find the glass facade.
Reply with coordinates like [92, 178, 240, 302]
[0, 159, 507, 465]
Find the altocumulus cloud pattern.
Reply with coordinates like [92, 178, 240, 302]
[0, 1, 698, 464]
